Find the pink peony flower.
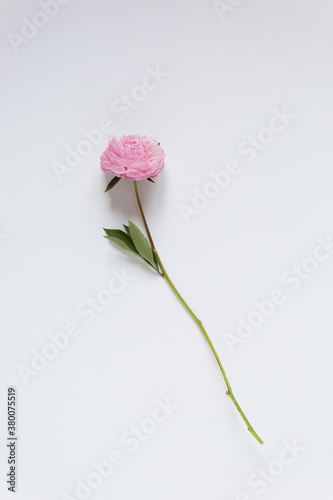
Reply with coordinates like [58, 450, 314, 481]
[100, 135, 165, 180]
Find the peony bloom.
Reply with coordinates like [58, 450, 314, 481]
[100, 135, 165, 180]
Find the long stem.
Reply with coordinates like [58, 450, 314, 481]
[133, 181, 263, 444]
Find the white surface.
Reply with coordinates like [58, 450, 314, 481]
[1, 0, 333, 498]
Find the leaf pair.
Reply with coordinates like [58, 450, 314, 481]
[104, 176, 155, 192]
[104, 221, 159, 272]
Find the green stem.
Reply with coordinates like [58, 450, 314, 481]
[133, 181, 263, 444]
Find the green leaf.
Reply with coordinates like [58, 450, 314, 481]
[147, 177, 155, 183]
[104, 228, 159, 273]
[152, 250, 159, 270]
[104, 176, 121, 193]
[123, 224, 130, 236]
[158, 142, 160, 145]
[103, 228, 139, 256]
[128, 221, 158, 270]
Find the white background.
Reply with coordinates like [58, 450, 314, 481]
[1, 0, 333, 499]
